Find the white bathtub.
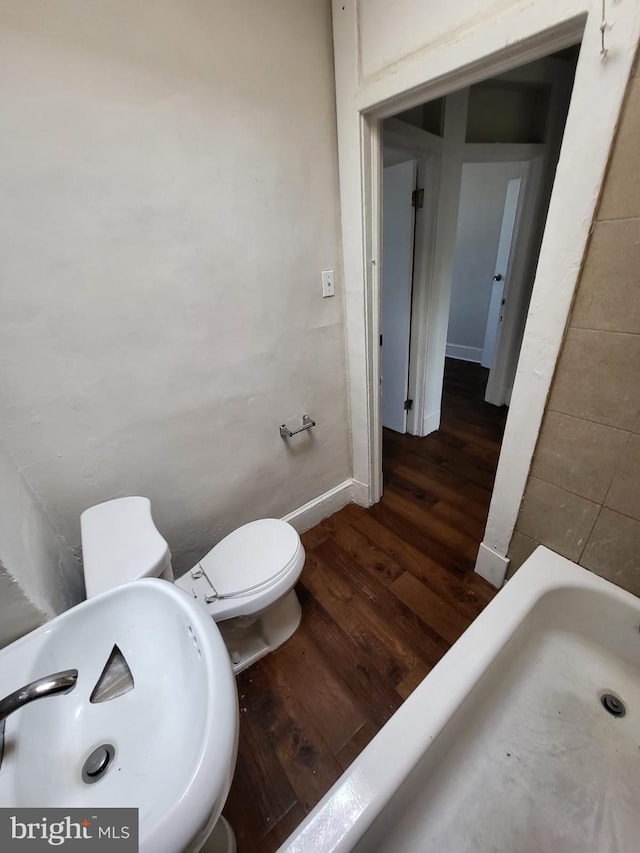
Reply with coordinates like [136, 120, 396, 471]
[279, 546, 640, 853]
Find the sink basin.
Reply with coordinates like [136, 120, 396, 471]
[0, 579, 238, 853]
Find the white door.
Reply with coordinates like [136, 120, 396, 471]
[481, 177, 522, 369]
[381, 159, 417, 434]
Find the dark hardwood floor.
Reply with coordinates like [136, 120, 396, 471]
[222, 359, 507, 852]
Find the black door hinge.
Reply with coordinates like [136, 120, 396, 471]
[411, 188, 424, 209]
[403, 399, 413, 411]
[380, 334, 383, 346]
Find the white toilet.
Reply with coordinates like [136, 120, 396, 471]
[80, 496, 306, 673]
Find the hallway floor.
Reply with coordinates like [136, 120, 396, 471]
[222, 359, 507, 852]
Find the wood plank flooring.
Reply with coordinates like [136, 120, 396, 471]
[222, 359, 507, 852]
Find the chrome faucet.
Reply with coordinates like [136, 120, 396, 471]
[0, 669, 78, 724]
[0, 669, 78, 770]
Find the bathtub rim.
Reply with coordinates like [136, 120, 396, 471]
[277, 546, 640, 853]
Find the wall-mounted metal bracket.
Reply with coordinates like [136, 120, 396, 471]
[279, 414, 316, 439]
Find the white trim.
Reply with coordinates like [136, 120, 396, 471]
[353, 11, 587, 116]
[445, 344, 483, 363]
[332, 1, 640, 587]
[365, 116, 384, 503]
[475, 542, 511, 587]
[422, 411, 440, 437]
[281, 479, 358, 533]
[350, 478, 370, 506]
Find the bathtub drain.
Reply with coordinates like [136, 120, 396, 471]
[601, 693, 626, 718]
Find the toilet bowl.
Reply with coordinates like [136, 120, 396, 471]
[80, 496, 305, 673]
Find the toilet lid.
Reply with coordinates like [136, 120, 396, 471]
[198, 519, 301, 598]
[81, 497, 171, 598]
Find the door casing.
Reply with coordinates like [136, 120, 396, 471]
[346, 8, 640, 585]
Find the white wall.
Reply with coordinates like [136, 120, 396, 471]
[447, 161, 525, 360]
[0, 440, 83, 648]
[0, 0, 350, 574]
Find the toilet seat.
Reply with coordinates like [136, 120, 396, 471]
[199, 518, 301, 597]
[177, 519, 305, 621]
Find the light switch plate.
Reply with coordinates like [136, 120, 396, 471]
[321, 269, 335, 298]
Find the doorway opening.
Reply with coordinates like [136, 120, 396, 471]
[379, 47, 579, 566]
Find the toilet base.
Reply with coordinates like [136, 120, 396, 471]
[217, 589, 302, 674]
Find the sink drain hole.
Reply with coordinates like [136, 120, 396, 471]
[82, 743, 115, 784]
[601, 693, 626, 718]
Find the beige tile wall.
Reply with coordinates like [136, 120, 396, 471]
[509, 57, 640, 594]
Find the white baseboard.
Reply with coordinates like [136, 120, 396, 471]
[446, 343, 483, 363]
[350, 479, 369, 507]
[475, 541, 510, 588]
[282, 478, 359, 534]
[422, 410, 440, 436]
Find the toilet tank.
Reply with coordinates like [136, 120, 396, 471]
[80, 497, 173, 599]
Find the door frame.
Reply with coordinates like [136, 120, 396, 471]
[335, 3, 640, 584]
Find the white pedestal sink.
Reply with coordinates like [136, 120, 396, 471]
[0, 579, 238, 853]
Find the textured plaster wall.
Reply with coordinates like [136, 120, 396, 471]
[0, 440, 83, 648]
[0, 0, 350, 578]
